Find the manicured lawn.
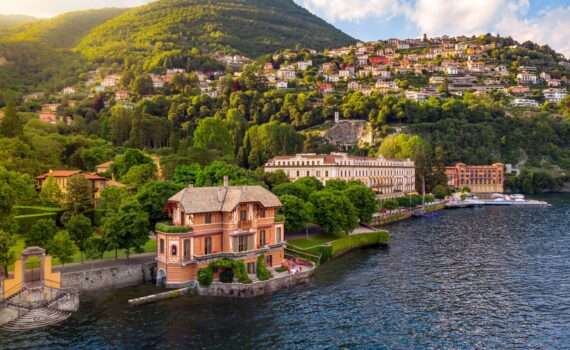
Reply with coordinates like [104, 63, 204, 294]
[9, 237, 157, 270]
[287, 234, 337, 249]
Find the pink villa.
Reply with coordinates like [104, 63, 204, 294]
[156, 178, 285, 287]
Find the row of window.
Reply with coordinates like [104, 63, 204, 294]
[272, 160, 410, 167]
[159, 227, 283, 258]
[289, 169, 413, 178]
[178, 207, 269, 226]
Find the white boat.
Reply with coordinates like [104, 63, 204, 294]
[480, 194, 550, 206]
[446, 194, 550, 208]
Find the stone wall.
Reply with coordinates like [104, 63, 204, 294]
[60, 261, 156, 292]
[195, 268, 314, 298]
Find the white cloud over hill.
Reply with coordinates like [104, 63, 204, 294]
[297, 0, 570, 57]
[0, 0, 150, 18]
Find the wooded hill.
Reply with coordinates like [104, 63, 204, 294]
[77, 0, 355, 63]
[0, 0, 354, 97]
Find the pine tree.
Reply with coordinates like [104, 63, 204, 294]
[0, 102, 23, 138]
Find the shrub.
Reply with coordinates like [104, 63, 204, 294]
[198, 267, 213, 286]
[381, 199, 400, 210]
[233, 260, 251, 284]
[15, 212, 59, 233]
[155, 222, 192, 233]
[432, 185, 448, 199]
[256, 255, 272, 281]
[219, 268, 234, 283]
[207, 259, 251, 284]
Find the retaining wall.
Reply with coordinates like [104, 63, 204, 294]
[60, 261, 156, 291]
[195, 268, 314, 298]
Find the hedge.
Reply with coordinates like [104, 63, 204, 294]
[331, 231, 390, 257]
[286, 231, 390, 264]
[155, 222, 192, 234]
[13, 206, 64, 216]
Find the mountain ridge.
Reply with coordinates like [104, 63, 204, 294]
[76, 0, 356, 63]
[1, 8, 127, 48]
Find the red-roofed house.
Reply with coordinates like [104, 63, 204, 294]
[369, 56, 390, 65]
[39, 112, 58, 124]
[319, 83, 334, 94]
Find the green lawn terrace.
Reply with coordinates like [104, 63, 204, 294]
[286, 231, 390, 265]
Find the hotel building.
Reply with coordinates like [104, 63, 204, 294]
[156, 178, 285, 287]
[445, 163, 505, 193]
[264, 153, 416, 197]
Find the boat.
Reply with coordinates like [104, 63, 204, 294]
[445, 194, 550, 208]
[480, 194, 550, 207]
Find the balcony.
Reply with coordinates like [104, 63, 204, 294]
[238, 220, 252, 230]
[193, 242, 286, 263]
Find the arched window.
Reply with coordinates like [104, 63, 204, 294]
[171, 245, 177, 256]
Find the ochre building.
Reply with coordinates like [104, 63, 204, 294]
[445, 163, 505, 193]
[36, 170, 109, 201]
[264, 152, 416, 197]
[156, 179, 285, 287]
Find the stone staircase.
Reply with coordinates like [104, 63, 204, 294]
[0, 286, 79, 332]
[0, 307, 73, 331]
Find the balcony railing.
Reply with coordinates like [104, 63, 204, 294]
[193, 243, 286, 263]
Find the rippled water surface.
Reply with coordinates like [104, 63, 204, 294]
[3, 195, 570, 349]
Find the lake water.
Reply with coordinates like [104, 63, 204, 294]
[2, 195, 570, 349]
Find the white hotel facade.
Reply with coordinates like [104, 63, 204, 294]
[264, 153, 416, 198]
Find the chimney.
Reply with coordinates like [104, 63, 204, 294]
[223, 176, 229, 188]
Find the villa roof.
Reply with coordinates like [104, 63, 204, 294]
[169, 185, 282, 214]
[36, 170, 81, 179]
[36, 170, 108, 181]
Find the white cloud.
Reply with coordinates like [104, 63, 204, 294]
[297, 0, 569, 57]
[497, 6, 570, 57]
[0, 0, 152, 18]
[406, 0, 509, 36]
[296, 0, 401, 21]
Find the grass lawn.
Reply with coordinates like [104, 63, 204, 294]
[287, 234, 337, 249]
[9, 237, 157, 270]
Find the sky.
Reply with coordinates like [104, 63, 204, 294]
[1, 0, 569, 56]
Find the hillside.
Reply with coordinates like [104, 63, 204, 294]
[0, 9, 127, 98]
[2, 8, 126, 48]
[0, 15, 37, 32]
[77, 0, 355, 64]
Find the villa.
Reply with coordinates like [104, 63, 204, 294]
[36, 170, 109, 201]
[156, 177, 285, 288]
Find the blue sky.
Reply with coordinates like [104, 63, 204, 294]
[1, 0, 569, 56]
